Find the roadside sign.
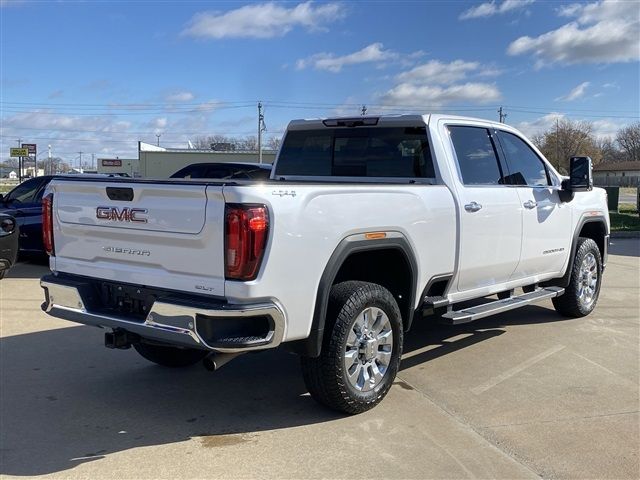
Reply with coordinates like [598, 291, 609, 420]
[10, 148, 29, 157]
[22, 143, 37, 155]
[101, 159, 122, 167]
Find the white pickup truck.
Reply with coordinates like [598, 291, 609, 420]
[40, 114, 609, 414]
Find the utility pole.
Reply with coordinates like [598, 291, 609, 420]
[91, 153, 95, 170]
[16, 138, 22, 182]
[78, 152, 83, 173]
[498, 106, 507, 123]
[556, 118, 560, 170]
[361, 105, 367, 116]
[48, 145, 52, 175]
[156, 134, 161, 147]
[258, 102, 266, 164]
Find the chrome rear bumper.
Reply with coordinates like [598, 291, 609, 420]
[40, 276, 285, 353]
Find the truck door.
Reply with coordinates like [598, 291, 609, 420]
[495, 130, 572, 278]
[447, 125, 522, 292]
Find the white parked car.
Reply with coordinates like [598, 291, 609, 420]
[40, 114, 609, 413]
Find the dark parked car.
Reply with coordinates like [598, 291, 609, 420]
[170, 162, 272, 180]
[0, 214, 19, 279]
[0, 176, 54, 254]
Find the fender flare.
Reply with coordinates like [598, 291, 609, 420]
[548, 215, 608, 288]
[291, 234, 418, 357]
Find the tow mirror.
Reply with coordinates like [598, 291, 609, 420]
[568, 156, 593, 191]
[560, 156, 593, 202]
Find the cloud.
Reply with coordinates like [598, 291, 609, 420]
[460, 0, 535, 20]
[0, 0, 26, 7]
[397, 60, 492, 84]
[379, 59, 502, 106]
[516, 112, 627, 140]
[381, 82, 502, 106]
[295, 43, 422, 72]
[1, 110, 137, 161]
[508, 0, 640, 66]
[555, 81, 590, 101]
[165, 91, 195, 102]
[516, 112, 565, 137]
[182, 1, 345, 39]
[152, 117, 168, 130]
[47, 89, 64, 99]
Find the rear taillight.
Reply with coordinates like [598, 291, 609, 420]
[225, 204, 269, 281]
[42, 193, 55, 256]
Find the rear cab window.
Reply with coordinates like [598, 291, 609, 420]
[275, 126, 435, 181]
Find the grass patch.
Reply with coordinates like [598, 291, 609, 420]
[619, 203, 638, 215]
[610, 211, 640, 231]
[0, 184, 15, 194]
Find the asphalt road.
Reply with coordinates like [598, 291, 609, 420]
[1, 241, 638, 479]
[620, 192, 637, 204]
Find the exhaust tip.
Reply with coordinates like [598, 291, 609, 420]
[202, 355, 217, 371]
[203, 352, 243, 371]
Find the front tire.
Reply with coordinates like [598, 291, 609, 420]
[301, 281, 403, 415]
[552, 237, 602, 317]
[133, 342, 208, 368]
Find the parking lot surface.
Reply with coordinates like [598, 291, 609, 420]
[1, 239, 638, 479]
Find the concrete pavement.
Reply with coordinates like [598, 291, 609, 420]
[1, 240, 638, 479]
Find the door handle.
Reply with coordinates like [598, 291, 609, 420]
[523, 200, 537, 209]
[464, 201, 482, 213]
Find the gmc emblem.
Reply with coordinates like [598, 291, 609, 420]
[96, 206, 148, 223]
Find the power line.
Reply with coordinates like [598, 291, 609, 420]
[4, 99, 637, 114]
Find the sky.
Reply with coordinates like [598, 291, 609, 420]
[1, 0, 639, 166]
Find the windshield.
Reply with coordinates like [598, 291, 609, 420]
[3, 178, 42, 204]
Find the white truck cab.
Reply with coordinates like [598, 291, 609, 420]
[40, 114, 609, 413]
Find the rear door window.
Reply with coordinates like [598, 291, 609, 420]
[275, 127, 434, 179]
[448, 126, 505, 185]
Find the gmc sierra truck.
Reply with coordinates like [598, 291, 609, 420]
[40, 114, 609, 414]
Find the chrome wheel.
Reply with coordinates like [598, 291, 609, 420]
[577, 252, 598, 308]
[344, 307, 393, 392]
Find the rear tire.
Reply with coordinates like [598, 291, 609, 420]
[552, 237, 602, 317]
[133, 343, 208, 368]
[301, 281, 403, 415]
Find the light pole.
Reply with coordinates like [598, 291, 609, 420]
[156, 134, 161, 147]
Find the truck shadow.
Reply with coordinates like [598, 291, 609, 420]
[3, 258, 49, 279]
[0, 325, 339, 477]
[0, 305, 572, 476]
[400, 305, 569, 371]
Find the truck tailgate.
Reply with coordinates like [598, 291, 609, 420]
[50, 180, 226, 297]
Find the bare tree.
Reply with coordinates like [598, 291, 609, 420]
[192, 135, 235, 150]
[615, 122, 640, 162]
[190, 135, 263, 151]
[596, 138, 623, 163]
[534, 119, 601, 173]
[36, 157, 70, 174]
[267, 136, 282, 151]
[239, 135, 258, 151]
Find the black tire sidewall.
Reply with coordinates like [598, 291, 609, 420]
[327, 282, 403, 407]
[573, 239, 602, 315]
[560, 238, 603, 316]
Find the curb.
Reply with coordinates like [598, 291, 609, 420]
[611, 231, 640, 239]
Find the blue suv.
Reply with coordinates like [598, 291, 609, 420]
[0, 176, 54, 255]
